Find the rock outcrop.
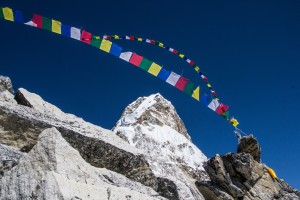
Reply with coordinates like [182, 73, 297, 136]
[0, 128, 165, 199]
[0, 75, 299, 200]
[196, 136, 300, 200]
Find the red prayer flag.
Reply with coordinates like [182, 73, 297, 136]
[173, 49, 178, 54]
[175, 77, 189, 91]
[130, 36, 134, 40]
[215, 103, 229, 115]
[81, 30, 92, 44]
[190, 61, 195, 65]
[150, 40, 155, 44]
[32, 14, 43, 28]
[129, 53, 143, 67]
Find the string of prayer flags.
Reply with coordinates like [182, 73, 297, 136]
[104, 34, 220, 100]
[0, 7, 240, 128]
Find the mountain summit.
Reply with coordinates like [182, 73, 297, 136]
[113, 93, 208, 199]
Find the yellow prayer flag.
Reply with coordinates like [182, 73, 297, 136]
[158, 42, 164, 47]
[192, 86, 200, 101]
[148, 63, 162, 76]
[138, 38, 143, 41]
[114, 35, 120, 39]
[52, 19, 61, 34]
[3, 7, 14, 21]
[230, 118, 239, 127]
[94, 36, 100, 39]
[179, 54, 184, 58]
[194, 66, 200, 72]
[207, 83, 212, 88]
[100, 39, 112, 53]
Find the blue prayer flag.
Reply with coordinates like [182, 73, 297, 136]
[157, 68, 171, 81]
[109, 43, 122, 57]
[200, 94, 210, 106]
[14, 10, 24, 23]
[61, 24, 71, 37]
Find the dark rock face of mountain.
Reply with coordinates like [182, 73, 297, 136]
[197, 136, 300, 200]
[0, 75, 299, 200]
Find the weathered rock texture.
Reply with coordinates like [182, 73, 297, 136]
[0, 128, 166, 199]
[237, 134, 261, 163]
[196, 136, 300, 200]
[0, 76, 14, 94]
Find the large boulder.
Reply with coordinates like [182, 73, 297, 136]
[0, 128, 166, 199]
[237, 134, 261, 162]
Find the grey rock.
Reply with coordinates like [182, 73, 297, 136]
[237, 134, 261, 162]
[0, 76, 14, 94]
[0, 90, 17, 104]
[0, 128, 166, 200]
[0, 144, 23, 178]
[197, 152, 300, 200]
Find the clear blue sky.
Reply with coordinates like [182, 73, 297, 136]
[1, 0, 299, 189]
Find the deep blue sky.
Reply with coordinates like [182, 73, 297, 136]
[1, 0, 299, 189]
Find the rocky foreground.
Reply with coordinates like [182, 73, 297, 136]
[0, 75, 299, 200]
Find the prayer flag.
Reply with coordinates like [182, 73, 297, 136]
[3, 7, 14, 21]
[24, 21, 37, 27]
[52, 19, 61, 34]
[208, 99, 220, 111]
[148, 62, 162, 76]
[119, 52, 133, 62]
[33, 14, 42, 28]
[109, 43, 122, 57]
[61, 24, 71, 37]
[100, 39, 112, 52]
[194, 66, 200, 72]
[166, 72, 180, 86]
[223, 111, 230, 120]
[157, 68, 171, 81]
[91, 36, 102, 48]
[184, 82, 194, 96]
[215, 103, 229, 115]
[42, 17, 52, 31]
[81, 30, 92, 44]
[175, 77, 189, 91]
[179, 54, 184, 58]
[129, 53, 143, 67]
[230, 117, 239, 127]
[0, 8, 4, 19]
[200, 94, 210, 106]
[14, 10, 24, 23]
[71, 27, 81, 40]
[139, 58, 152, 71]
[192, 86, 200, 101]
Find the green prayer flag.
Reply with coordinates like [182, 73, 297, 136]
[184, 82, 194, 96]
[91, 37, 102, 48]
[0, 8, 4, 19]
[42, 17, 52, 31]
[139, 58, 152, 71]
[223, 111, 230, 120]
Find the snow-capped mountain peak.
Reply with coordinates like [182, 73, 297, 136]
[113, 93, 208, 199]
[115, 93, 191, 141]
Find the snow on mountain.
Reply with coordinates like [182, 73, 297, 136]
[113, 93, 208, 199]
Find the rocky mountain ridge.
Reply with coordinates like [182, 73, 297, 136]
[0, 75, 299, 200]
